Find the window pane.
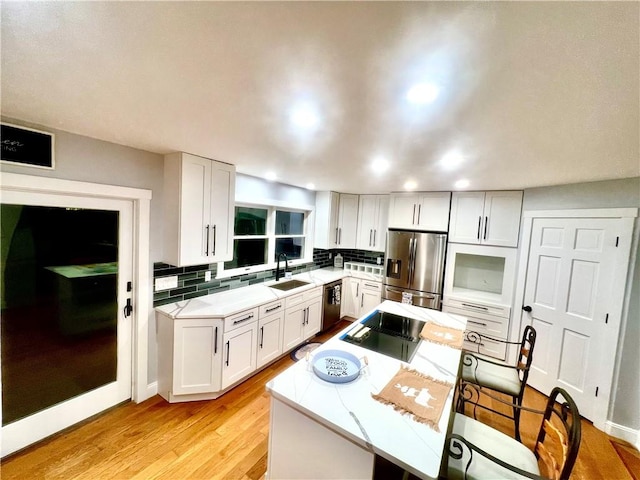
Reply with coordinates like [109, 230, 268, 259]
[234, 207, 267, 235]
[275, 237, 304, 261]
[275, 211, 304, 235]
[224, 239, 267, 269]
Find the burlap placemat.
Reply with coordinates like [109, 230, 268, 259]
[372, 366, 453, 431]
[419, 321, 464, 349]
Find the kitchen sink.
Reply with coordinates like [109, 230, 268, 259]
[269, 279, 310, 291]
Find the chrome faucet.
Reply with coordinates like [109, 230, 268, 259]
[276, 253, 288, 281]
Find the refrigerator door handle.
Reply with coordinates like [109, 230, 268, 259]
[407, 237, 416, 284]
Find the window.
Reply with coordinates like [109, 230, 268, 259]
[218, 204, 311, 277]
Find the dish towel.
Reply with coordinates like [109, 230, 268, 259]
[372, 366, 452, 431]
[419, 321, 464, 349]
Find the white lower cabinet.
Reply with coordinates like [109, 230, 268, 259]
[442, 297, 510, 360]
[222, 322, 258, 389]
[343, 277, 382, 318]
[157, 286, 323, 402]
[258, 300, 284, 368]
[283, 287, 322, 351]
[221, 308, 259, 389]
[156, 313, 224, 401]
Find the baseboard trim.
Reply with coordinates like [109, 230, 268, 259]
[605, 421, 640, 448]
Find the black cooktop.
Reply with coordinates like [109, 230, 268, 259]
[340, 310, 426, 362]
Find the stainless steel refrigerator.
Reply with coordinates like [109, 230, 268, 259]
[382, 230, 447, 310]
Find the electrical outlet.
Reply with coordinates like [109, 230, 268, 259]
[329, 253, 332, 259]
[377, 257, 382, 265]
[205, 271, 212, 281]
[155, 275, 178, 292]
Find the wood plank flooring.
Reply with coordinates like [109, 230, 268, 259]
[1, 320, 636, 479]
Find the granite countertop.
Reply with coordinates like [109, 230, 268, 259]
[155, 266, 368, 319]
[266, 300, 467, 480]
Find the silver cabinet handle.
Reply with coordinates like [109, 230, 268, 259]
[412, 204, 417, 224]
[339, 228, 342, 245]
[483, 216, 488, 240]
[260, 326, 264, 349]
[212, 224, 217, 255]
[417, 204, 421, 224]
[265, 304, 282, 313]
[335, 227, 339, 244]
[214, 326, 218, 354]
[233, 313, 254, 325]
[467, 319, 487, 327]
[373, 229, 376, 246]
[369, 229, 373, 247]
[361, 294, 364, 308]
[462, 303, 489, 311]
[205, 225, 210, 256]
[364, 283, 378, 288]
[225, 341, 230, 366]
[477, 216, 482, 240]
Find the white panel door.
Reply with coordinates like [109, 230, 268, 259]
[521, 217, 620, 421]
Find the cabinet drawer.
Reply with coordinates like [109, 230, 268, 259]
[285, 286, 322, 308]
[463, 335, 507, 361]
[259, 300, 285, 318]
[224, 307, 258, 332]
[443, 305, 509, 339]
[360, 280, 382, 293]
[445, 297, 510, 319]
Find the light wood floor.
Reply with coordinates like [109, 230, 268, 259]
[1, 320, 636, 479]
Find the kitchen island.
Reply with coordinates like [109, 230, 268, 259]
[265, 300, 466, 480]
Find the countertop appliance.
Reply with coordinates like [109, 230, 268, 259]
[322, 280, 342, 332]
[383, 230, 447, 310]
[340, 309, 426, 362]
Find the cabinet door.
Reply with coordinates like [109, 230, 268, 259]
[173, 319, 222, 395]
[208, 160, 235, 261]
[356, 195, 378, 250]
[340, 278, 356, 318]
[222, 322, 257, 389]
[373, 195, 389, 252]
[449, 192, 486, 244]
[360, 289, 381, 316]
[257, 313, 283, 368]
[417, 192, 451, 232]
[482, 191, 523, 247]
[283, 304, 306, 351]
[303, 297, 322, 340]
[337, 194, 359, 248]
[179, 155, 213, 266]
[388, 193, 419, 229]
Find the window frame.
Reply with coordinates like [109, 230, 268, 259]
[216, 202, 313, 278]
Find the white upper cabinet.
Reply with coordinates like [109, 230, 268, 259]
[314, 191, 359, 249]
[449, 191, 523, 247]
[163, 152, 235, 266]
[388, 192, 451, 232]
[356, 195, 389, 252]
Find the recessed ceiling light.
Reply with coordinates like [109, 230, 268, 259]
[441, 150, 465, 170]
[406, 83, 440, 105]
[371, 156, 390, 174]
[290, 103, 320, 130]
[455, 179, 470, 189]
[403, 180, 418, 191]
[306, 183, 315, 190]
[265, 172, 277, 181]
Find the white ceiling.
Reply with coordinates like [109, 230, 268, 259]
[1, 1, 638, 194]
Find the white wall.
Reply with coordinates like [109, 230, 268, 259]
[1, 117, 165, 384]
[523, 177, 640, 431]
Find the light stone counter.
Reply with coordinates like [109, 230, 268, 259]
[265, 300, 467, 480]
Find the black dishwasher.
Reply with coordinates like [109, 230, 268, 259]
[322, 280, 342, 331]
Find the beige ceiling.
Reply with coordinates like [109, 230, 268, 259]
[1, 1, 638, 194]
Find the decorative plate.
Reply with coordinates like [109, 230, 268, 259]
[312, 349, 361, 384]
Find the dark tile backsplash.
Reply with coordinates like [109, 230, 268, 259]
[153, 248, 384, 307]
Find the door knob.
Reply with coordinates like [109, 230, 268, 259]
[522, 305, 532, 313]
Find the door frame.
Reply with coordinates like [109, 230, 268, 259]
[0, 172, 152, 405]
[513, 207, 638, 430]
